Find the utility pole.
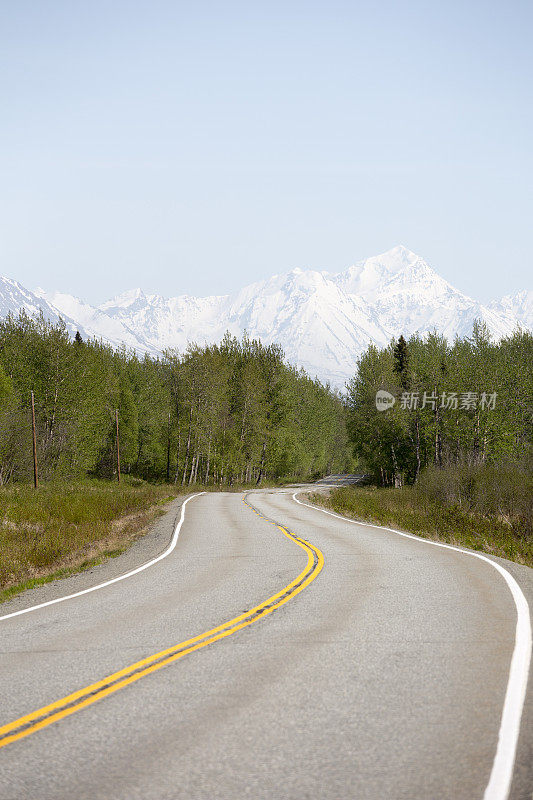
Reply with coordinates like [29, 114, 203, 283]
[31, 391, 38, 489]
[115, 409, 121, 483]
[166, 411, 171, 483]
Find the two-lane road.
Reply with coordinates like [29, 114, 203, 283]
[0, 488, 531, 799]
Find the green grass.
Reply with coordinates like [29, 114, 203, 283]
[0, 477, 186, 599]
[309, 484, 533, 567]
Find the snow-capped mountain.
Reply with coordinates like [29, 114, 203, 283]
[34, 288, 157, 353]
[333, 246, 518, 342]
[488, 289, 533, 330]
[0, 276, 71, 329]
[1, 246, 530, 387]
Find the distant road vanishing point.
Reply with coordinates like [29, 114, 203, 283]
[0, 485, 531, 799]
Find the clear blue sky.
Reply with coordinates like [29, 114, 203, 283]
[1, 0, 531, 304]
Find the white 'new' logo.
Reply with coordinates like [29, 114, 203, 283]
[375, 390, 395, 411]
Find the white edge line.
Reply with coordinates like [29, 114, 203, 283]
[0, 492, 205, 623]
[292, 490, 532, 800]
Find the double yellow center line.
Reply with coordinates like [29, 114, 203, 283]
[0, 493, 324, 749]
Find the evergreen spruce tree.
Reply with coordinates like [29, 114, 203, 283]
[393, 335, 409, 390]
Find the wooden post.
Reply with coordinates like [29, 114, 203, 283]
[31, 391, 38, 489]
[115, 409, 121, 483]
[166, 412, 171, 483]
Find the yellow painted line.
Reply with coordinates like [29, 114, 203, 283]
[0, 493, 324, 749]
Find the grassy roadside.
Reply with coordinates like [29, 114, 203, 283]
[308, 485, 533, 568]
[0, 478, 190, 603]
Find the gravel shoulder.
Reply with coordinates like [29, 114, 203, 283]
[0, 494, 189, 617]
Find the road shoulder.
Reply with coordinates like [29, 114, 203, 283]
[0, 495, 189, 618]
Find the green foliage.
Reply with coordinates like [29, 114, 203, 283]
[347, 325, 533, 485]
[393, 334, 409, 389]
[416, 459, 533, 537]
[167, 334, 353, 485]
[318, 323, 532, 564]
[0, 362, 12, 403]
[0, 314, 353, 486]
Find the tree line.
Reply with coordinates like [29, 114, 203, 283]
[346, 322, 533, 486]
[0, 312, 353, 486]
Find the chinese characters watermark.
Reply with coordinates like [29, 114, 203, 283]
[375, 390, 497, 412]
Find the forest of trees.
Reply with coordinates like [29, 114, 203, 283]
[2, 311, 530, 493]
[0, 312, 353, 486]
[347, 322, 533, 486]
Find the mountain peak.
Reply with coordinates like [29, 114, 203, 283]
[100, 287, 147, 311]
[1, 251, 530, 388]
[364, 244, 425, 272]
[489, 288, 533, 328]
[334, 245, 434, 299]
[380, 244, 419, 260]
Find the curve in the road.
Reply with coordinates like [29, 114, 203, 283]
[0, 494, 324, 749]
[0, 492, 207, 623]
[292, 491, 532, 800]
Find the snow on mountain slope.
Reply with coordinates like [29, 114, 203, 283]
[335, 245, 518, 342]
[0, 276, 91, 341]
[489, 289, 533, 330]
[90, 248, 527, 384]
[0, 277, 158, 354]
[223, 268, 391, 384]
[92, 271, 390, 384]
[335, 245, 427, 300]
[1, 247, 530, 387]
[92, 269, 393, 384]
[35, 289, 158, 353]
[99, 288, 226, 352]
[0, 276, 66, 325]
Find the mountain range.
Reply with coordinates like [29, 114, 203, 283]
[1, 246, 531, 387]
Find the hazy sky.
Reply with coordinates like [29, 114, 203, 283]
[1, 0, 531, 305]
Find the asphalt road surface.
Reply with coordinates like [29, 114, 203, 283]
[1, 486, 532, 800]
